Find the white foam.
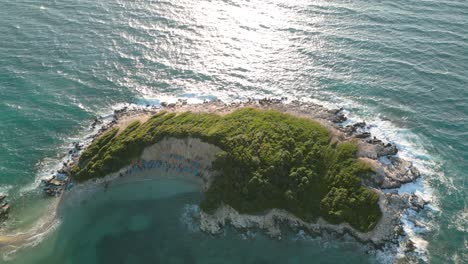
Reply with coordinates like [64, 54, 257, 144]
[19, 113, 116, 195]
[180, 204, 201, 233]
[332, 102, 443, 262]
[1, 199, 61, 261]
[0, 184, 13, 197]
[449, 206, 468, 233]
[275, 92, 440, 262]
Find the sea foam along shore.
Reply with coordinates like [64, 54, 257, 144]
[0, 98, 429, 262]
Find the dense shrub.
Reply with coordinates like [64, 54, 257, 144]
[71, 108, 380, 232]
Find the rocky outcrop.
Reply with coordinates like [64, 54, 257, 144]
[357, 140, 398, 159]
[409, 194, 428, 212]
[200, 192, 410, 246]
[360, 157, 421, 189]
[381, 157, 420, 189]
[341, 122, 367, 135]
[42, 177, 67, 196]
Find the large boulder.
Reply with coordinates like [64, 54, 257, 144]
[357, 140, 398, 159]
[381, 157, 420, 189]
[359, 157, 421, 189]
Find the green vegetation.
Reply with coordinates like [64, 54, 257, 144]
[71, 108, 381, 232]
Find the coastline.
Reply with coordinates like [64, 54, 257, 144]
[0, 98, 428, 259]
[73, 99, 425, 248]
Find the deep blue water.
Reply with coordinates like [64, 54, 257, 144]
[0, 0, 466, 263]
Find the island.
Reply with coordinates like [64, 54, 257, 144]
[38, 99, 426, 252]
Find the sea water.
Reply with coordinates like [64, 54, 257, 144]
[11, 178, 373, 264]
[0, 0, 466, 263]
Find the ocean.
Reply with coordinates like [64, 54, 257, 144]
[0, 0, 466, 263]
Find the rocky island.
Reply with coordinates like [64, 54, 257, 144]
[58, 99, 424, 252]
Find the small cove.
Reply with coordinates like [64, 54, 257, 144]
[9, 177, 378, 264]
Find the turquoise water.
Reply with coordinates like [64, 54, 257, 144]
[0, 0, 466, 263]
[12, 179, 373, 264]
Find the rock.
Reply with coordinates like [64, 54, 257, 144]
[0, 199, 9, 219]
[357, 142, 380, 159]
[49, 179, 64, 186]
[161, 102, 168, 107]
[404, 239, 416, 253]
[167, 103, 176, 108]
[386, 193, 410, 210]
[381, 143, 398, 156]
[332, 113, 347, 123]
[1, 203, 9, 213]
[394, 225, 405, 237]
[333, 107, 344, 115]
[358, 158, 386, 187]
[355, 132, 371, 138]
[90, 118, 102, 128]
[42, 175, 67, 197]
[409, 194, 427, 212]
[411, 219, 425, 229]
[353, 122, 367, 129]
[74, 142, 83, 151]
[0, 195, 6, 203]
[342, 122, 369, 136]
[367, 137, 382, 144]
[357, 141, 398, 159]
[342, 125, 356, 135]
[258, 98, 282, 105]
[379, 157, 420, 189]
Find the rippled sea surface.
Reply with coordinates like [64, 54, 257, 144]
[0, 0, 466, 263]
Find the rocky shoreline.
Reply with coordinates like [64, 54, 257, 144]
[151, 99, 425, 251]
[35, 98, 427, 254]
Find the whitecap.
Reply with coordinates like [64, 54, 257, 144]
[449, 207, 468, 233]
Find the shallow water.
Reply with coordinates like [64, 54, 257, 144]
[11, 179, 375, 264]
[0, 0, 467, 263]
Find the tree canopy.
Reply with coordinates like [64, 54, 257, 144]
[71, 108, 381, 232]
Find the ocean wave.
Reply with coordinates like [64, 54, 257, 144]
[0, 199, 61, 262]
[449, 207, 468, 233]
